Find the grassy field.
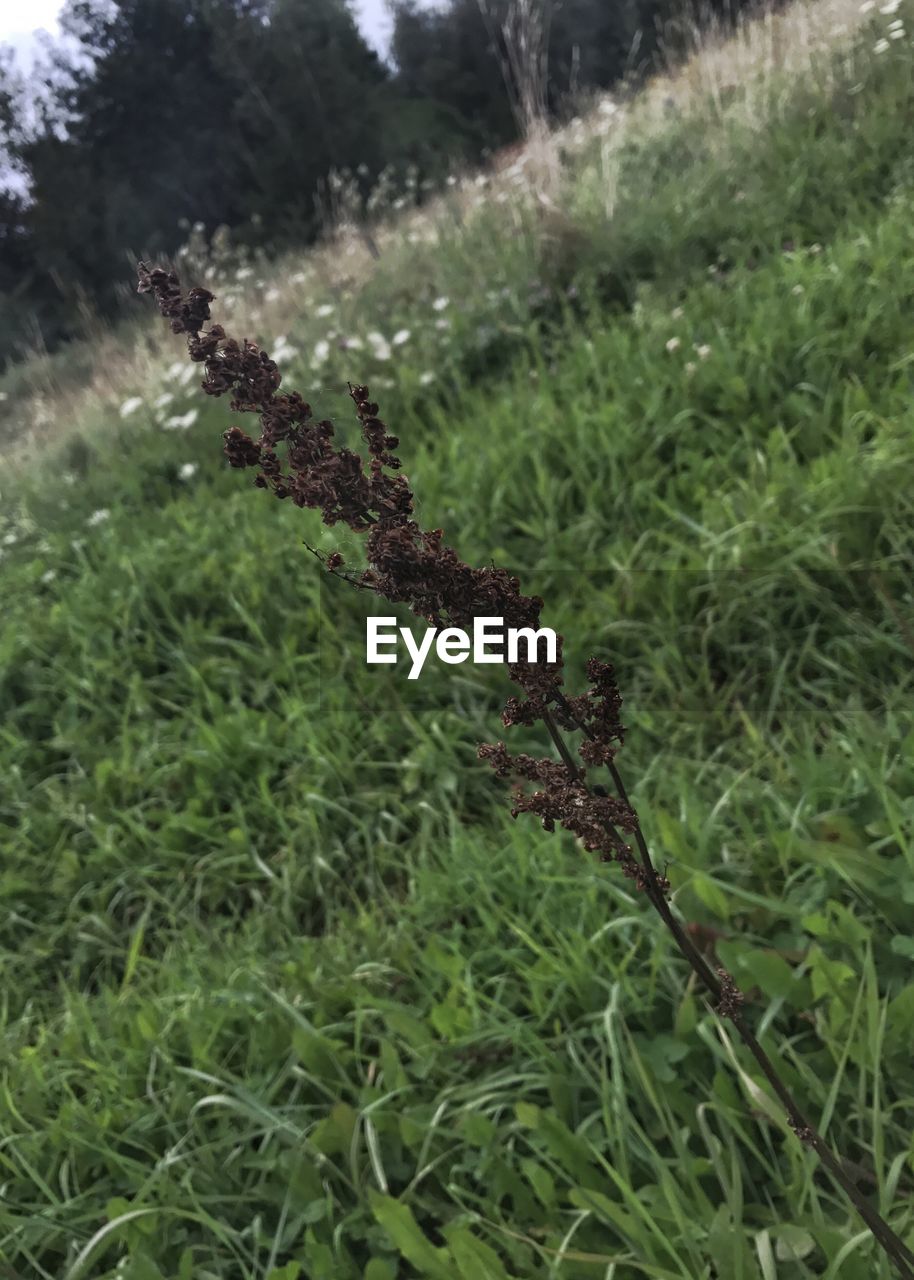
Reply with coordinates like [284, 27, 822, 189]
[2, 2, 914, 1277]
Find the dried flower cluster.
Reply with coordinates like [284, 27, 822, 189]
[137, 260, 661, 894]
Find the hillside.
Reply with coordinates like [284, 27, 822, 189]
[1, 0, 914, 1276]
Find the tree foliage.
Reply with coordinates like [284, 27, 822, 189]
[0, 0, 773, 365]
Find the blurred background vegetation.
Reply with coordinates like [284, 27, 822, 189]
[0, 0, 780, 367]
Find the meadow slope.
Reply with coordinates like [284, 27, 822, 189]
[1, 2, 914, 1277]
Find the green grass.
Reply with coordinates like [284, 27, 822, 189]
[2, 13, 914, 1279]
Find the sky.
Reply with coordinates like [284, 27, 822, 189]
[0, 0, 421, 73]
[0, 0, 66, 72]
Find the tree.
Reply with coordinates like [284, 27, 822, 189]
[0, 0, 395, 359]
[389, 0, 517, 155]
[213, 0, 392, 243]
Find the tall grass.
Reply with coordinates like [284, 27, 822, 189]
[1, 3, 914, 1278]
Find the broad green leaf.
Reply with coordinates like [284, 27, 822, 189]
[135, 1008, 158, 1042]
[429, 988, 473, 1039]
[125, 1257, 166, 1280]
[460, 1112, 497, 1146]
[568, 1186, 637, 1235]
[692, 872, 730, 920]
[674, 988, 697, 1037]
[442, 1223, 515, 1279]
[311, 1101, 358, 1155]
[291, 1026, 345, 1076]
[886, 984, 914, 1052]
[266, 1265, 302, 1280]
[383, 1005, 434, 1048]
[304, 1229, 336, 1280]
[738, 949, 796, 1001]
[364, 1260, 398, 1280]
[807, 947, 855, 1003]
[520, 1157, 555, 1209]
[423, 936, 463, 981]
[538, 1110, 602, 1188]
[514, 1102, 540, 1129]
[380, 1038, 408, 1091]
[368, 1190, 457, 1280]
[801, 911, 830, 937]
[773, 1225, 816, 1261]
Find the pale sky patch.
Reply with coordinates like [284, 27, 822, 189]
[0, 0, 443, 71]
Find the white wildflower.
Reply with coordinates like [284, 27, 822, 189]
[694, 343, 712, 359]
[418, 371, 435, 385]
[859, 0, 875, 9]
[879, 0, 901, 12]
[685, 362, 697, 376]
[432, 296, 449, 311]
[889, 24, 905, 36]
[368, 332, 391, 361]
[154, 392, 174, 409]
[41, 569, 56, 584]
[316, 304, 335, 318]
[313, 339, 330, 365]
[273, 337, 299, 362]
[87, 508, 110, 527]
[178, 462, 198, 481]
[792, 284, 804, 295]
[164, 409, 198, 431]
[119, 396, 143, 418]
[2, 531, 17, 546]
[392, 329, 411, 346]
[665, 337, 681, 353]
[434, 318, 451, 331]
[265, 287, 281, 303]
[340, 336, 363, 350]
[873, 36, 890, 50]
[671, 306, 684, 319]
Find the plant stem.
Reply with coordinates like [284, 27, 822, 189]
[544, 693, 914, 1278]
